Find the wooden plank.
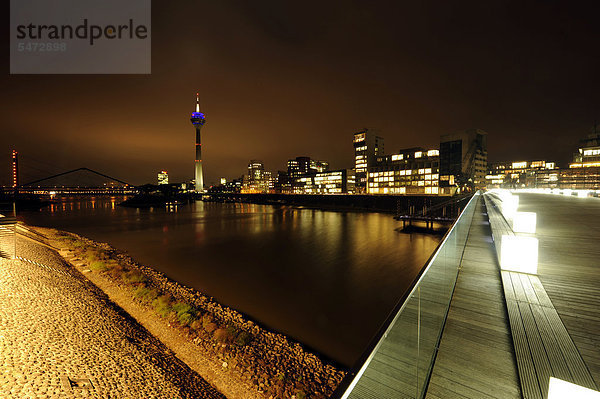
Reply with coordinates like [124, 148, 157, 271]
[501, 271, 516, 301]
[426, 197, 521, 399]
[529, 303, 572, 381]
[506, 299, 542, 399]
[519, 274, 540, 305]
[518, 301, 551, 399]
[509, 272, 528, 304]
[543, 306, 597, 390]
[518, 194, 600, 387]
[528, 276, 553, 308]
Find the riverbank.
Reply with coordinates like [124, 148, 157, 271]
[205, 193, 461, 215]
[203, 194, 473, 224]
[1, 235, 223, 398]
[34, 225, 346, 399]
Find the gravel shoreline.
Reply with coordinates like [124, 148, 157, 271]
[33, 226, 346, 399]
[1, 235, 225, 398]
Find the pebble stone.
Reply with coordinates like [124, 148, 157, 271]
[0, 237, 225, 399]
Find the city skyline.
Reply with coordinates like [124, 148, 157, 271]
[2, 1, 600, 186]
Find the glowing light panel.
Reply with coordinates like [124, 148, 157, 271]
[501, 195, 519, 219]
[513, 212, 536, 234]
[500, 235, 538, 274]
[548, 377, 600, 399]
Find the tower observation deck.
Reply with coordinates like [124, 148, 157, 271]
[190, 93, 206, 192]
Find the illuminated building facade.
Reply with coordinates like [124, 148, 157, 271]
[292, 169, 355, 194]
[561, 126, 600, 189]
[190, 93, 206, 192]
[312, 160, 329, 173]
[242, 160, 273, 193]
[285, 157, 330, 192]
[287, 157, 329, 178]
[368, 148, 440, 195]
[486, 161, 558, 188]
[570, 126, 600, 169]
[354, 129, 384, 193]
[485, 127, 600, 190]
[439, 129, 488, 193]
[157, 170, 169, 185]
[210, 177, 243, 193]
[287, 157, 311, 178]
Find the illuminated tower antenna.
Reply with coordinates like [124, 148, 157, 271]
[190, 93, 206, 193]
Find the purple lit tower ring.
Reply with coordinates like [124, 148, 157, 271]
[190, 93, 206, 192]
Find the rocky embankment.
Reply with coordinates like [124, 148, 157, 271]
[37, 227, 346, 399]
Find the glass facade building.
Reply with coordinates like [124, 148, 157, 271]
[354, 129, 384, 193]
[368, 148, 440, 195]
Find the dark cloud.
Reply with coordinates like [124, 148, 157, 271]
[2, 1, 599, 186]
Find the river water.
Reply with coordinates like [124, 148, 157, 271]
[19, 196, 440, 367]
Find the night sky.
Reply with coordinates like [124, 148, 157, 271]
[2, 1, 599, 186]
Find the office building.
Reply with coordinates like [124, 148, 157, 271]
[561, 125, 600, 189]
[368, 148, 440, 195]
[287, 157, 328, 177]
[486, 161, 558, 188]
[570, 125, 600, 168]
[293, 169, 355, 194]
[242, 160, 273, 193]
[312, 160, 329, 173]
[439, 129, 488, 193]
[285, 157, 330, 192]
[354, 129, 384, 193]
[157, 170, 169, 185]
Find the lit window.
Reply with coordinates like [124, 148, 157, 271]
[354, 133, 365, 143]
[414, 151, 422, 158]
[427, 149, 439, 157]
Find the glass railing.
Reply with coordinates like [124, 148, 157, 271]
[332, 191, 480, 399]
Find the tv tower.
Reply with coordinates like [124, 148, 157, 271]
[190, 93, 206, 192]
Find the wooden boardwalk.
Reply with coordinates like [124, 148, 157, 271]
[484, 192, 598, 398]
[425, 197, 521, 398]
[339, 194, 480, 399]
[517, 194, 600, 389]
[338, 193, 599, 398]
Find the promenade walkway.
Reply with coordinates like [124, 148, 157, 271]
[335, 191, 600, 398]
[0, 237, 224, 398]
[517, 194, 600, 388]
[425, 196, 521, 398]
